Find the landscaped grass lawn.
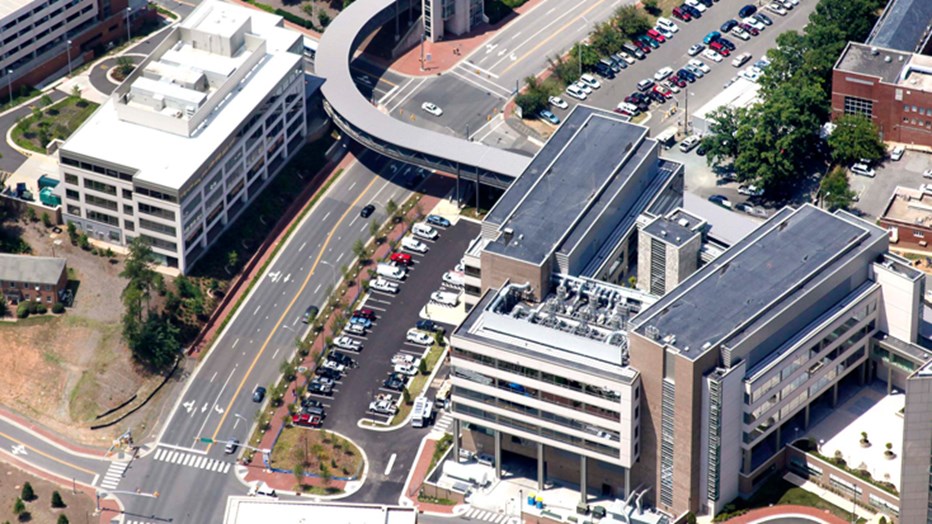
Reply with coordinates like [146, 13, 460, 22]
[715, 476, 862, 522]
[12, 96, 98, 153]
[270, 426, 363, 481]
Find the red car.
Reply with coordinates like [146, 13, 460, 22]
[672, 7, 692, 21]
[353, 307, 376, 320]
[669, 74, 687, 88]
[632, 40, 651, 54]
[390, 252, 413, 265]
[738, 23, 759, 36]
[709, 41, 730, 56]
[653, 85, 673, 99]
[293, 413, 322, 427]
[646, 29, 666, 43]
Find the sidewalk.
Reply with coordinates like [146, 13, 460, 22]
[241, 175, 453, 494]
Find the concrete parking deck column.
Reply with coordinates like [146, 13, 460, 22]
[832, 383, 838, 407]
[804, 404, 810, 429]
[494, 429, 502, 479]
[537, 442, 545, 491]
[742, 448, 752, 474]
[453, 419, 460, 461]
[580, 455, 588, 506]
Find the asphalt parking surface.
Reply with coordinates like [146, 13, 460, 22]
[849, 149, 932, 219]
[318, 218, 479, 431]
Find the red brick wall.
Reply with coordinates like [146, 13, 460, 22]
[831, 69, 932, 148]
[879, 218, 932, 251]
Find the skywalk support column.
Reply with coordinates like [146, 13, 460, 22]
[580, 455, 588, 506]
[537, 443, 545, 491]
[494, 429, 502, 479]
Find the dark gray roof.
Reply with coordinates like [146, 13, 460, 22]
[835, 42, 911, 83]
[304, 73, 325, 99]
[633, 205, 880, 359]
[0, 254, 66, 285]
[867, 0, 932, 53]
[642, 216, 698, 247]
[484, 106, 649, 265]
[314, 0, 530, 179]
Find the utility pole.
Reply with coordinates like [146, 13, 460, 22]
[6, 69, 12, 104]
[66, 40, 73, 76]
[125, 7, 132, 42]
[419, 29, 425, 71]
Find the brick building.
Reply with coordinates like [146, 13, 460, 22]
[0, 253, 67, 306]
[879, 185, 932, 252]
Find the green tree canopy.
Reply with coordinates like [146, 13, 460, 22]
[701, 106, 746, 169]
[819, 167, 857, 211]
[590, 22, 625, 56]
[614, 5, 651, 39]
[828, 114, 886, 166]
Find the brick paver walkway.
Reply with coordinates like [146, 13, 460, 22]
[724, 505, 847, 523]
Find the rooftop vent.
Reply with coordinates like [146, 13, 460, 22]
[503, 227, 514, 242]
[678, 218, 690, 227]
[885, 56, 892, 63]
[871, 47, 879, 55]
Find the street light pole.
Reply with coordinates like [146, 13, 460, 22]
[125, 7, 132, 42]
[6, 69, 12, 103]
[66, 40, 73, 75]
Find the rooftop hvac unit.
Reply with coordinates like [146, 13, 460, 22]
[645, 325, 660, 340]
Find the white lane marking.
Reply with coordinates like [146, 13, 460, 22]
[486, 4, 581, 71]
[209, 371, 218, 383]
[377, 84, 400, 106]
[158, 443, 206, 454]
[314, 283, 322, 294]
[388, 77, 427, 113]
[271, 347, 280, 360]
[253, 305, 261, 316]
[476, 117, 507, 142]
[193, 365, 238, 445]
[299, 241, 306, 252]
[378, 77, 411, 107]
[460, 61, 501, 80]
[348, 181, 357, 191]
[468, 113, 503, 141]
[336, 252, 344, 263]
[449, 69, 509, 99]
[232, 338, 239, 349]
[322, 211, 331, 222]
[510, 30, 522, 40]
[384, 453, 397, 475]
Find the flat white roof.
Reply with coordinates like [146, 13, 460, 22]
[0, 0, 37, 21]
[222, 498, 418, 524]
[60, 0, 302, 193]
[693, 77, 761, 123]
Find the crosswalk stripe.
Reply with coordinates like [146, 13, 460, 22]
[173, 452, 184, 464]
[194, 456, 205, 468]
[221, 463, 230, 474]
[184, 454, 195, 466]
[154, 448, 165, 461]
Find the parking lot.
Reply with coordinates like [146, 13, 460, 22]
[547, 0, 820, 139]
[302, 218, 480, 430]
[849, 149, 932, 219]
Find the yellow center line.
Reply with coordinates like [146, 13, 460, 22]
[500, 0, 611, 76]
[207, 174, 382, 451]
[0, 430, 96, 476]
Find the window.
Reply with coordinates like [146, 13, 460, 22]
[123, 205, 133, 216]
[125, 220, 134, 231]
[139, 218, 176, 236]
[843, 96, 873, 118]
[138, 202, 175, 221]
[85, 194, 117, 211]
[122, 189, 132, 199]
[86, 209, 118, 226]
[65, 173, 78, 185]
[914, 231, 925, 238]
[83, 178, 116, 196]
[66, 205, 81, 216]
[65, 189, 79, 201]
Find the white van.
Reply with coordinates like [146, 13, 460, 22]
[401, 236, 428, 253]
[411, 396, 434, 428]
[247, 482, 278, 498]
[377, 263, 406, 280]
[412, 223, 438, 240]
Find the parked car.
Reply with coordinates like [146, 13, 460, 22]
[565, 84, 587, 100]
[672, 6, 692, 21]
[754, 57, 771, 69]
[679, 135, 701, 152]
[292, 413, 322, 427]
[850, 163, 876, 177]
[360, 204, 375, 218]
[661, 80, 680, 94]
[614, 51, 636, 64]
[392, 354, 422, 366]
[426, 214, 451, 228]
[703, 31, 721, 44]
[677, 68, 696, 82]
[738, 4, 757, 17]
[302, 305, 319, 324]
[654, 66, 674, 81]
[689, 58, 711, 73]
[416, 319, 438, 332]
[709, 41, 730, 56]
[315, 368, 340, 381]
[754, 12, 773, 25]
[669, 75, 686, 88]
[685, 0, 706, 12]
[708, 194, 733, 209]
[648, 90, 667, 104]
[412, 223, 439, 240]
[657, 17, 679, 32]
[637, 79, 655, 92]
[402, 236, 428, 253]
[252, 386, 266, 403]
[720, 20, 738, 33]
[646, 28, 666, 43]
[614, 103, 640, 117]
[369, 277, 399, 294]
[390, 252, 413, 266]
[394, 363, 419, 376]
[738, 67, 761, 82]
[383, 373, 407, 391]
[743, 17, 765, 30]
[731, 52, 752, 67]
[328, 351, 357, 368]
[685, 64, 705, 78]
[322, 360, 346, 373]
[333, 335, 362, 351]
[702, 49, 723, 62]
[354, 308, 376, 320]
[890, 145, 905, 161]
[349, 316, 372, 329]
[688, 43, 705, 56]
[431, 291, 459, 306]
[548, 95, 568, 109]
[539, 109, 560, 125]
[654, 84, 673, 98]
[766, 3, 787, 15]
[369, 398, 397, 416]
[738, 184, 764, 197]
[738, 22, 759, 36]
[579, 73, 601, 89]
[308, 379, 333, 395]
[923, 168, 932, 179]
[421, 102, 443, 116]
[654, 25, 674, 39]
[637, 34, 660, 49]
[442, 271, 465, 286]
[731, 27, 750, 40]
[406, 328, 433, 345]
[718, 37, 736, 51]
[681, 4, 702, 18]
[344, 322, 366, 336]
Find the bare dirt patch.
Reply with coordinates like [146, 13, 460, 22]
[0, 219, 166, 446]
[0, 466, 95, 524]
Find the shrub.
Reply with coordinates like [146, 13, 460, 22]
[21, 482, 34, 501]
[317, 10, 330, 27]
[41, 212, 52, 228]
[51, 491, 65, 508]
[35, 303, 47, 315]
[12, 498, 24, 516]
[16, 302, 30, 319]
[57, 515, 69, 524]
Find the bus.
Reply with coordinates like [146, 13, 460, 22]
[303, 37, 318, 59]
[411, 396, 434, 428]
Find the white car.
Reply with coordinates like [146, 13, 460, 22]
[688, 58, 711, 73]
[370, 277, 398, 294]
[344, 323, 366, 335]
[685, 0, 706, 11]
[766, 3, 787, 15]
[679, 135, 701, 153]
[548, 96, 568, 109]
[656, 17, 679, 33]
[401, 236, 428, 253]
[617, 52, 635, 64]
[850, 163, 876, 177]
[702, 49, 723, 63]
[731, 27, 750, 40]
[579, 74, 601, 89]
[662, 80, 680, 94]
[322, 360, 346, 373]
[654, 66, 674, 81]
[333, 336, 362, 351]
[687, 43, 705, 56]
[654, 26, 674, 39]
[738, 184, 764, 197]
[743, 17, 765, 30]
[394, 363, 419, 376]
[392, 354, 421, 366]
[731, 53, 752, 68]
[406, 328, 433, 345]
[890, 145, 905, 161]
[431, 291, 459, 306]
[923, 168, 932, 179]
[574, 80, 593, 94]
[369, 399, 397, 415]
[738, 67, 761, 82]
[565, 84, 587, 100]
[421, 102, 443, 116]
[442, 271, 464, 286]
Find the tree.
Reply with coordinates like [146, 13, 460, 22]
[116, 56, 135, 77]
[128, 314, 180, 370]
[614, 5, 652, 38]
[293, 462, 305, 488]
[12, 498, 24, 516]
[590, 22, 625, 56]
[819, 167, 856, 212]
[120, 237, 157, 347]
[760, 31, 809, 93]
[41, 212, 52, 228]
[828, 115, 886, 166]
[20, 482, 34, 501]
[701, 106, 746, 169]
[642, 0, 660, 15]
[319, 463, 332, 485]
[227, 250, 239, 271]
[57, 516, 69, 524]
[386, 199, 399, 220]
[25, 207, 36, 223]
[548, 54, 581, 85]
[368, 219, 379, 241]
[516, 76, 551, 115]
[50, 491, 65, 508]
[352, 238, 367, 262]
[66, 221, 77, 244]
[569, 43, 599, 71]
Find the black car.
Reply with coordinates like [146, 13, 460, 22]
[708, 194, 732, 209]
[625, 94, 650, 111]
[301, 397, 324, 409]
[302, 305, 319, 324]
[594, 63, 615, 79]
[252, 386, 266, 403]
[718, 37, 736, 51]
[383, 374, 406, 391]
[754, 12, 773, 25]
[720, 19, 738, 32]
[696, 142, 708, 156]
[738, 4, 757, 17]
[681, 4, 701, 18]
[677, 68, 696, 82]
[697, 0, 713, 6]
[648, 90, 667, 104]
[360, 204, 375, 218]
[308, 380, 332, 395]
[328, 350, 357, 368]
[416, 319, 438, 332]
[316, 367, 342, 380]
